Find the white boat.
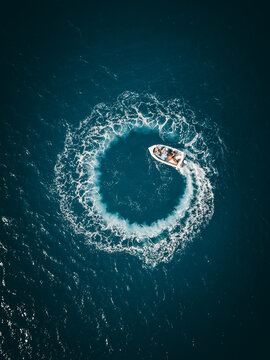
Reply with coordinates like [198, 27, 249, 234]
[148, 145, 185, 169]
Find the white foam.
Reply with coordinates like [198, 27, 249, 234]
[54, 92, 217, 266]
[89, 163, 194, 240]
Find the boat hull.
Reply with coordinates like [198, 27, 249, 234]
[148, 145, 185, 169]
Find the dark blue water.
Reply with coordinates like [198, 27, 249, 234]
[1, 2, 269, 359]
[99, 130, 186, 225]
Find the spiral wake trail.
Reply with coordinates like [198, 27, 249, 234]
[55, 92, 217, 266]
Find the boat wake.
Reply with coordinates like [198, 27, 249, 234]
[55, 92, 219, 266]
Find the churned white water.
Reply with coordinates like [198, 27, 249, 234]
[55, 92, 217, 266]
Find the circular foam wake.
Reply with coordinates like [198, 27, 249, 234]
[55, 92, 217, 266]
[97, 130, 187, 225]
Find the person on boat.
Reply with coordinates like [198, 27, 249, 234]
[153, 146, 160, 155]
[166, 151, 179, 165]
